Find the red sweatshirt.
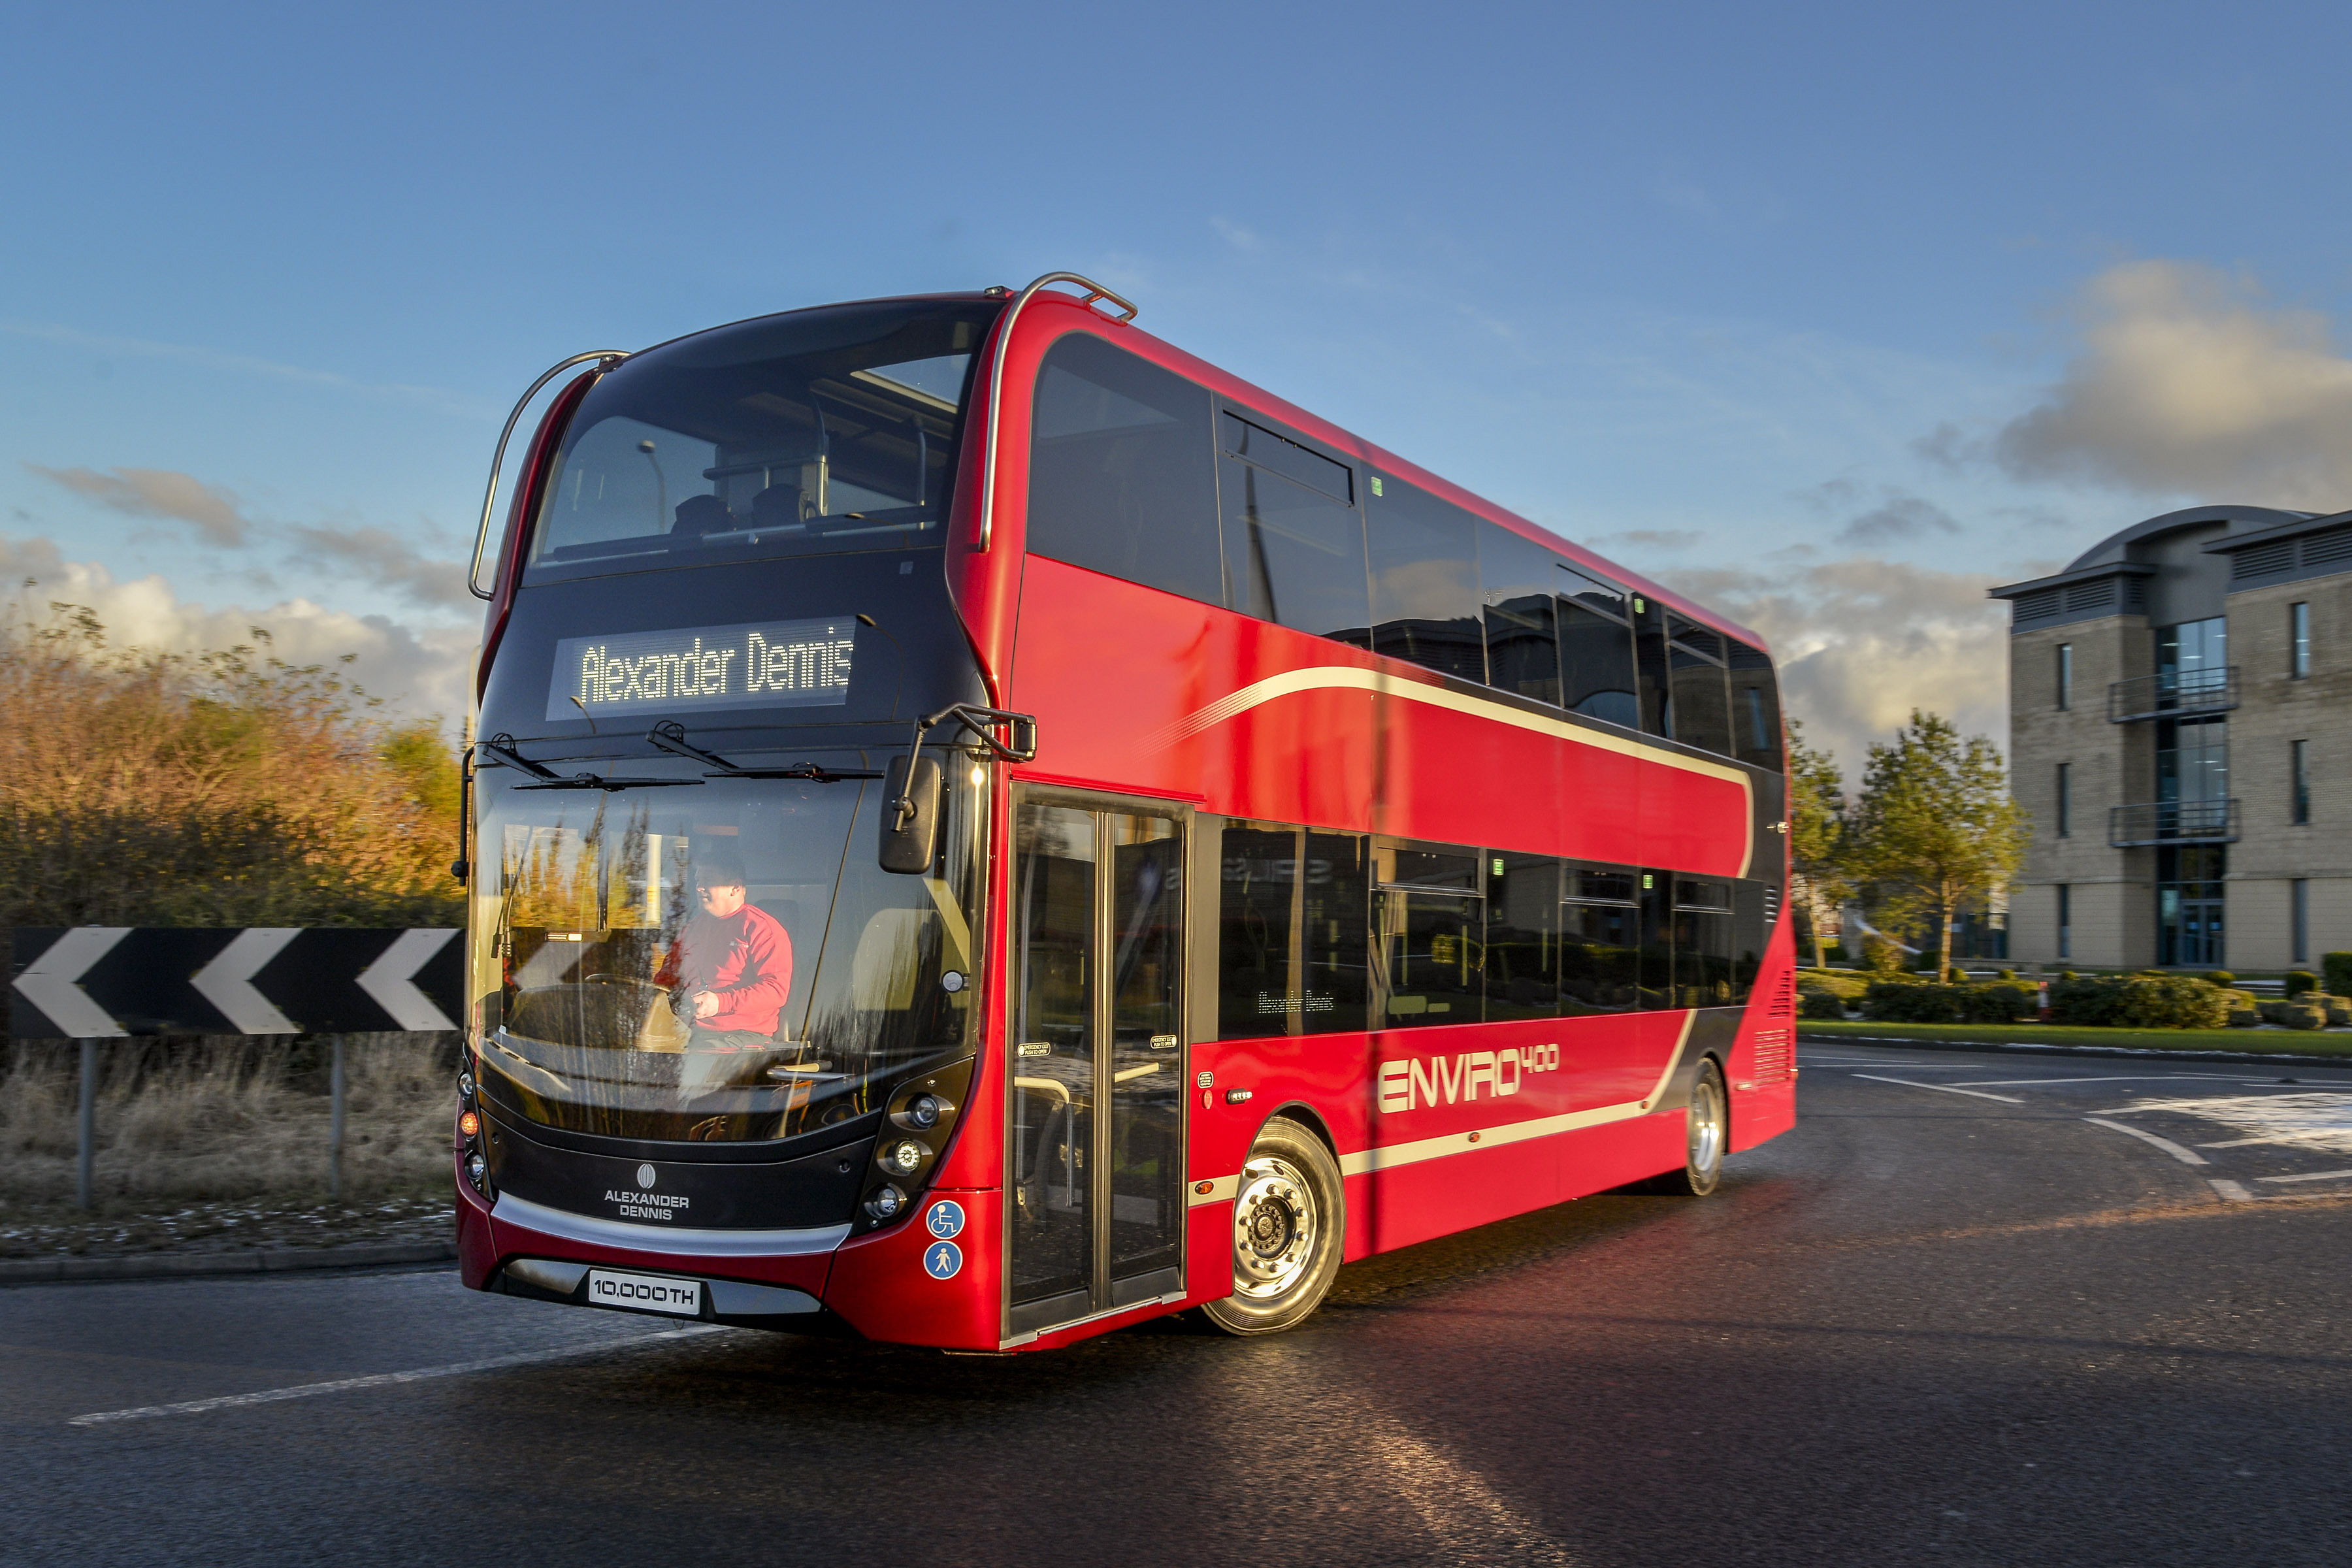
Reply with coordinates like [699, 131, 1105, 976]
[659, 904, 793, 1037]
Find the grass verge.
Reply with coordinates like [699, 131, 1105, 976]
[1797, 1018, 2352, 1056]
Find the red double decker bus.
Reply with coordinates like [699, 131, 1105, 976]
[455, 273, 1795, 1349]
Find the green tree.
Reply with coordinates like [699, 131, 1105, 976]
[1785, 718, 1850, 969]
[1846, 710, 2029, 983]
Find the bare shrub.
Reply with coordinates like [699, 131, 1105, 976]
[0, 1034, 457, 1207]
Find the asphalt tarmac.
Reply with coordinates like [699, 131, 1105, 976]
[5, 1043, 2349, 1567]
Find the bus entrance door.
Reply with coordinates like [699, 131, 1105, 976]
[1006, 793, 1188, 1339]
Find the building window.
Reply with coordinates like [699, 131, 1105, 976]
[2291, 602, 2310, 679]
[2056, 884, 2070, 960]
[2293, 739, 2311, 825]
[2293, 879, 2310, 965]
[2057, 643, 2072, 710]
[2055, 762, 2071, 838]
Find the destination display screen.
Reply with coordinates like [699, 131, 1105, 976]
[544, 617, 855, 721]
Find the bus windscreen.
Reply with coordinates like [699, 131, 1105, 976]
[470, 761, 983, 1145]
[526, 299, 1000, 583]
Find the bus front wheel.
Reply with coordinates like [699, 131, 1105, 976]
[1201, 1117, 1344, 1336]
[1644, 1058, 1728, 1196]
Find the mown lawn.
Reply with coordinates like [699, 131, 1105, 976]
[1797, 1018, 2352, 1057]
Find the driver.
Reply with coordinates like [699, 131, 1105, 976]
[657, 850, 793, 1046]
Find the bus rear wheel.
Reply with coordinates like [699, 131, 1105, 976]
[1644, 1058, 1728, 1196]
[1201, 1117, 1344, 1337]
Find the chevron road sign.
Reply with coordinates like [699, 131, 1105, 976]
[10, 928, 464, 1039]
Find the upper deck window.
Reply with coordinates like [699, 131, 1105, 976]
[526, 300, 998, 585]
[1365, 476, 1486, 683]
[1220, 414, 1371, 641]
[1027, 334, 1222, 606]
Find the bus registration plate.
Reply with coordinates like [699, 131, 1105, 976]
[586, 1268, 704, 1318]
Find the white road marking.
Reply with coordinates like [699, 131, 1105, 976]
[2199, 1136, 2289, 1149]
[1950, 1074, 2270, 1087]
[1850, 1074, 2025, 1103]
[2209, 1179, 2256, 1202]
[1352, 1397, 1582, 1564]
[2257, 1168, 2352, 1184]
[2101, 1092, 2352, 1156]
[69, 1324, 728, 1427]
[2083, 1117, 2209, 1166]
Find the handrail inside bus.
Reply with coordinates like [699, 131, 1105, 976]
[470, 350, 632, 600]
[976, 272, 1139, 553]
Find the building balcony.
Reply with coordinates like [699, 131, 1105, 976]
[2107, 666, 2239, 722]
[2108, 799, 2241, 847]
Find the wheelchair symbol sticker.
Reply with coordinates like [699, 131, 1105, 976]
[925, 1200, 966, 1240]
[923, 1241, 963, 1281]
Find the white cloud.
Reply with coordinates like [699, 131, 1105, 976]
[1993, 259, 2352, 510]
[0, 536, 474, 727]
[1651, 555, 2010, 778]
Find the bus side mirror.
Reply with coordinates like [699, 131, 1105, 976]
[879, 755, 941, 874]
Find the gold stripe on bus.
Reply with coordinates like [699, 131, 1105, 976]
[1143, 666, 1755, 878]
[1182, 1016, 1703, 1194]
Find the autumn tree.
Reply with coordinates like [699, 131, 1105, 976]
[1784, 719, 1850, 970]
[1845, 710, 2029, 983]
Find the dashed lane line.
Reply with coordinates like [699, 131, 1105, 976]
[2083, 1117, 2209, 1166]
[69, 1324, 730, 1427]
[1949, 1074, 2281, 1087]
[1849, 1074, 2025, 1104]
[2210, 1179, 2257, 1202]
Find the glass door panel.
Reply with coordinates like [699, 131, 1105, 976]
[1009, 804, 1097, 1316]
[1108, 813, 1183, 1298]
[1008, 795, 1187, 1334]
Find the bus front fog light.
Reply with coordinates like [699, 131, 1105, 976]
[866, 1184, 907, 1220]
[905, 1094, 943, 1130]
[881, 1139, 926, 1175]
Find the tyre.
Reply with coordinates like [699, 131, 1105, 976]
[1201, 1116, 1345, 1336]
[1644, 1058, 1729, 1196]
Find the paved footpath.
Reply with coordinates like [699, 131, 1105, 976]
[3, 1045, 2348, 1567]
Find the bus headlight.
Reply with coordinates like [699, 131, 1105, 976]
[904, 1094, 943, 1130]
[880, 1139, 926, 1175]
[466, 1152, 487, 1188]
[865, 1184, 907, 1220]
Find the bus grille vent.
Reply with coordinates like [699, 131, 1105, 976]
[1767, 974, 1795, 1018]
[1751, 1028, 1795, 1084]
[1763, 884, 1780, 926]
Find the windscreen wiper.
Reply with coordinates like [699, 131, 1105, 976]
[477, 734, 704, 792]
[647, 721, 883, 783]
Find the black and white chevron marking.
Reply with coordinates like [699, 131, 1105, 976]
[10, 928, 463, 1039]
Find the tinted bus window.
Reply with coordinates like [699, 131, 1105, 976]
[1727, 638, 1783, 770]
[1635, 600, 1673, 738]
[1480, 523, 1561, 706]
[1218, 824, 1369, 1039]
[1673, 877, 1735, 1007]
[1484, 852, 1559, 1021]
[1558, 566, 1639, 728]
[1375, 841, 1482, 1028]
[1028, 335, 1221, 606]
[1220, 414, 1371, 642]
[1365, 476, 1485, 683]
[1561, 861, 1642, 1014]
[1668, 616, 1733, 757]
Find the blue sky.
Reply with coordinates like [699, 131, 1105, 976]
[8, 0, 2352, 770]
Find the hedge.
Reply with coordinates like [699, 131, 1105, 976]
[1859, 979, 2036, 1024]
[2048, 973, 2231, 1030]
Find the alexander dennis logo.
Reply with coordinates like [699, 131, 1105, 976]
[607, 1164, 688, 1222]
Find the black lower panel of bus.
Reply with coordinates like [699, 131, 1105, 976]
[482, 1107, 873, 1232]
